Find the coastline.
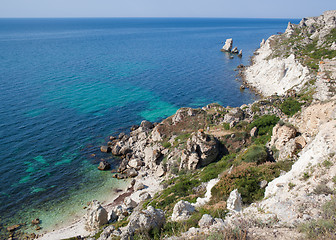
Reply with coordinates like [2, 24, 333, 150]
[37, 170, 162, 240]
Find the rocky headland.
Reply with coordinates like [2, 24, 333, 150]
[8, 10, 336, 240]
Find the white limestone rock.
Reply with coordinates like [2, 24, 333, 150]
[198, 214, 215, 228]
[85, 200, 108, 231]
[226, 189, 242, 212]
[244, 38, 310, 96]
[171, 200, 195, 221]
[221, 38, 233, 52]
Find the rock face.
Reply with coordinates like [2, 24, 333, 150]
[171, 200, 195, 221]
[85, 200, 108, 231]
[244, 43, 310, 96]
[226, 189, 242, 212]
[221, 38, 233, 52]
[179, 131, 219, 170]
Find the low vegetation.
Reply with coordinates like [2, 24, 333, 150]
[299, 197, 336, 239]
[280, 97, 302, 116]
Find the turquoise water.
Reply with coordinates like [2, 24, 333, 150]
[0, 18, 297, 235]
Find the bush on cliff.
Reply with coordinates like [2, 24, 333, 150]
[241, 145, 268, 165]
[211, 161, 292, 204]
[249, 115, 279, 136]
[280, 97, 302, 116]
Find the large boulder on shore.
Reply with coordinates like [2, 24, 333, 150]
[85, 200, 108, 231]
[221, 38, 233, 52]
[179, 131, 219, 170]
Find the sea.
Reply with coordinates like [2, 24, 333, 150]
[0, 17, 298, 235]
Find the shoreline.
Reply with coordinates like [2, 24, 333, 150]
[37, 170, 163, 240]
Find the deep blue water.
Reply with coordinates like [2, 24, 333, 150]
[0, 18, 298, 233]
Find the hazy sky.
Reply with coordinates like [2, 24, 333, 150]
[1, 0, 335, 18]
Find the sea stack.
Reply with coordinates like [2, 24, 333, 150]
[221, 38, 233, 52]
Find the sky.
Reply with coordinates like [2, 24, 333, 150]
[0, 0, 335, 18]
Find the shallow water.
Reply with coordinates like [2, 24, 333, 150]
[0, 18, 298, 235]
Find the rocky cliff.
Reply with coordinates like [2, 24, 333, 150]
[244, 10, 336, 100]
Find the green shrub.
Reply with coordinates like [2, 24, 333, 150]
[249, 115, 279, 136]
[241, 145, 268, 164]
[280, 97, 302, 116]
[223, 122, 230, 130]
[162, 141, 171, 148]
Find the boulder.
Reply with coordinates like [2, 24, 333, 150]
[144, 146, 163, 170]
[223, 108, 245, 123]
[226, 189, 242, 212]
[119, 146, 130, 156]
[231, 47, 239, 54]
[221, 38, 233, 52]
[155, 164, 166, 177]
[140, 120, 154, 131]
[85, 200, 108, 231]
[111, 144, 122, 156]
[118, 159, 128, 173]
[139, 192, 151, 201]
[127, 206, 165, 235]
[31, 218, 40, 225]
[113, 205, 129, 221]
[124, 197, 137, 209]
[270, 123, 297, 150]
[260, 39, 266, 47]
[125, 168, 138, 178]
[98, 161, 111, 171]
[238, 49, 243, 57]
[250, 126, 258, 137]
[100, 146, 111, 153]
[151, 126, 164, 142]
[130, 125, 139, 131]
[134, 182, 146, 191]
[179, 131, 219, 170]
[97, 225, 115, 240]
[171, 200, 195, 221]
[198, 214, 215, 228]
[7, 224, 20, 232]
[128, 159, 143, 169]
